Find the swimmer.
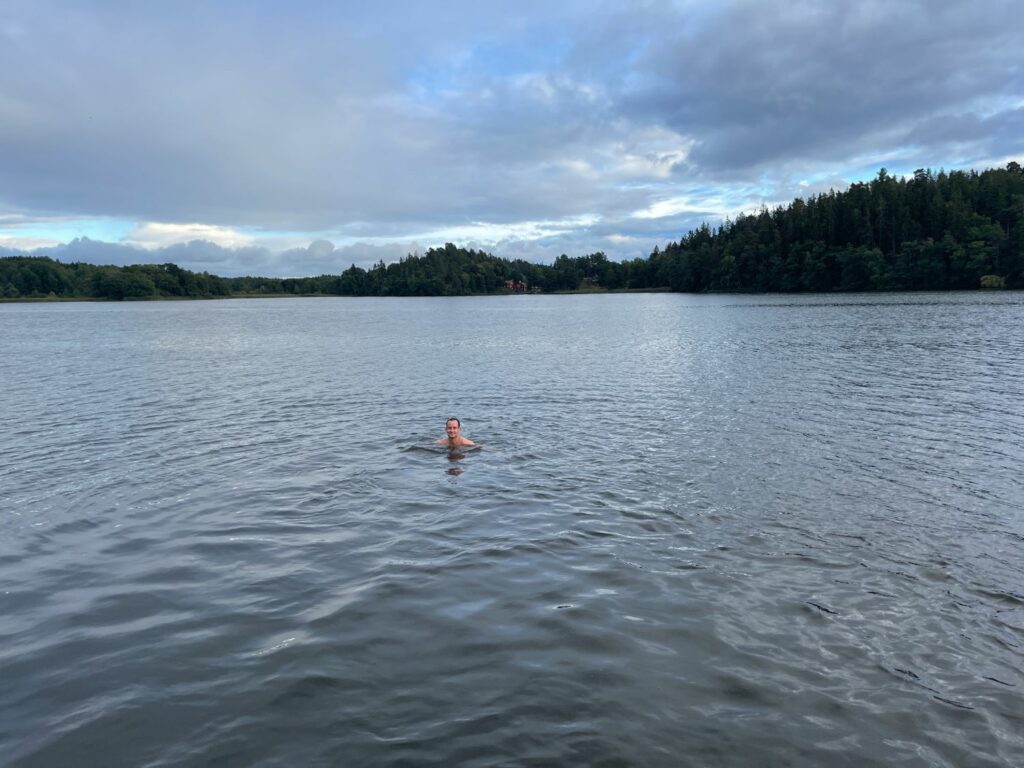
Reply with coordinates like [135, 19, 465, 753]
[437, 417, 475, 448]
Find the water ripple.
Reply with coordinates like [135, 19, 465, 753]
[2, 294, 1023, 766]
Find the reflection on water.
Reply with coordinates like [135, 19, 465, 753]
[401, 444, 472, 475]
[446, 450, 466, 476]
[1, 293, 1023, 767]
[444, 444, 482, 476]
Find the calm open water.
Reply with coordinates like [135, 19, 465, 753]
[2, 292, 1023, 767]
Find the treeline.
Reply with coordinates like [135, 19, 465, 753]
[329, 247, 626, 295]
[0, 260, 233, 300]
[3, 163, 1022, 300]
[644, 163, 1024, 292]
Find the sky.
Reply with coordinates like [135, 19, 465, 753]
[1, 0, 1022, 277]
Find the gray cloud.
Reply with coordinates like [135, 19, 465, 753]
[620, 0, 1024, 175]
[0, 1, 603, 230]
[1, 0, 1021, 273]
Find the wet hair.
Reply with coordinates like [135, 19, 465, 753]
[446, 418, 461, 427]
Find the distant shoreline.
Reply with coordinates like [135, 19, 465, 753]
[3, 285, 1017, 304]
[0, 288, 676, 303]
[4, 165, 1022, 300]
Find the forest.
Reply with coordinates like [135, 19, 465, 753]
[3, 163, 1022, 300]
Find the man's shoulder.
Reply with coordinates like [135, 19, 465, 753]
[437, 436, 475, 446]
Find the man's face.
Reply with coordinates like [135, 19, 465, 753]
[445, 420, 460, 439]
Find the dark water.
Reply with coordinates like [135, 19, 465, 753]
[2, 293, 1023, 767]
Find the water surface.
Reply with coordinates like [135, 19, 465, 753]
[2, 293, 1023, 766]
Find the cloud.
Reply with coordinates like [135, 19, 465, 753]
[0, 234, 64, 251]
[0, 1, 1021, 274]
[621, 0, 1024, 176]
[125, 222, 256, 249]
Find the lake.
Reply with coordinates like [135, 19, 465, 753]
[1, 292, 1023, 767]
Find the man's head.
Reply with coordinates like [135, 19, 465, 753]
[445, 418, 461, 439]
